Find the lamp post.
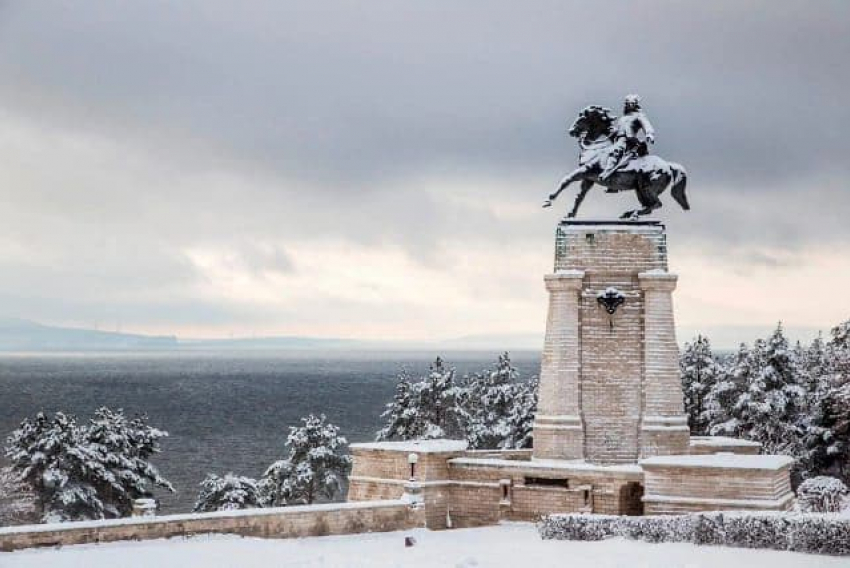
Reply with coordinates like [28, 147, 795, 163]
[408, 452, 419, 482]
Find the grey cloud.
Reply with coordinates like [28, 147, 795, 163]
[0, 1, 848, 332]
[0, 1, 848, 186]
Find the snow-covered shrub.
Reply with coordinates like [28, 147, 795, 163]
[259, 414, 351, 506]
[796, 476, 849, 513]
[788, 515, 850, 556]
[616, 515, 695, 543]
[4, 408, 172, 522]
[539, 512, 850, 556]
[691, 512, 725, 546]
[537, 514, 619, 541]
[194, 473, 261, 512]
[0, 466, 37, 526]
[720, 513, 790, 550]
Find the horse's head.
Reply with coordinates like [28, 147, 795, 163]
[569, 105, 616, 140]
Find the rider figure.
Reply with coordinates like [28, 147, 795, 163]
[599, 94, 655, 181]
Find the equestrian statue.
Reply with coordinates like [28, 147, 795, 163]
[543, 94, 689, 219]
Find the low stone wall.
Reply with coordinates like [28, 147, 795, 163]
[449, 458, 644, 520]
[0, 500, 421, 552]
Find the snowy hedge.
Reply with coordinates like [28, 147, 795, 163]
[538, 512, 850, 556]
[796, 476, 848, 513]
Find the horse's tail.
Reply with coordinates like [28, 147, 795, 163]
[669, 163, 690, 211]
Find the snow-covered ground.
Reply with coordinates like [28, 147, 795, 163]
[1, 523, 843, 568]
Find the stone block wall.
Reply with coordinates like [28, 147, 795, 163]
[347, 441, 468, 505]
[448, 458, 644, 522]
[554, 222, 668, 273]
[641, 455, 795, 515]
[579, 279, 643, 463]
[0, 500, 422, 553]
[349, 442, 465, 482]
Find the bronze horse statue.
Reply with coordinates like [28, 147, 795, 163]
[543, 105, 689, 219]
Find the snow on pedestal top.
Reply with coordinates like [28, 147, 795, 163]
[640, 453, 794, 470]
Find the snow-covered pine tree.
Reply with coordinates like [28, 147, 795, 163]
[4, 408, 173, 522]
[5, 412, 105, 521]
[416, 357, 464, 439]
[802, 334, 827, 391]
[831, 319, 850, 350]
[503, 373, 538, 450]
[730, 324, 806, 459]
[376, 370, 420, 441]
[194, 473, 261, 512]
[259, 414, 351, 506]
[679, 335, 722, 435]
[463, 353, 528, 449]
[804, 319, 850, 483]
[703, 343, 751, 438]
[84, 407, 173, 517]
[375, 357, 463, 441]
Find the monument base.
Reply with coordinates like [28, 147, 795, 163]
[346, 437, 792, 527]
[533, 220, 688, 464]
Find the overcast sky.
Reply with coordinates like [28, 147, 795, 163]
[0, 1, 848, 347]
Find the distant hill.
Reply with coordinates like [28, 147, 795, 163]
[0, 318, 177, 351]
[0, 318, 372, 352]
[0, 318, 541, 353]
[1, 317, 820, 354]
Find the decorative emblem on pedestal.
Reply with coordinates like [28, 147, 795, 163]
[542, 94, 690, 219]
[596, 287, 625, 314]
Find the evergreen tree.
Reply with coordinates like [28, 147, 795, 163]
[803, 334, 827, 391]
[259, 414, 351, 506]
[375, 370, 420, 441]
[704, 343, 751, 437]
[730, 324, 806, 458]
[679, 335, 722, 435]
[416, 357, 464, 439]
[4, 409, 172, 522]
[84, 407, 173, 517]
[504, 373, 538, 450]
[376, 357, 463, 441]
[805, 320, 850, 483]
[194, 473, 261, 512]
[5, 412, 107, 521]
[463, 353, 519, 449]
[831, 319, 850, 350]
[462, 353, 536, 449]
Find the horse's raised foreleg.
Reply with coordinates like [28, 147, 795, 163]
[566, 179, 594, 218]
[542, 167, 586, 208]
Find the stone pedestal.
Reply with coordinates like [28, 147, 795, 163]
[532, 220, 689, 464]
